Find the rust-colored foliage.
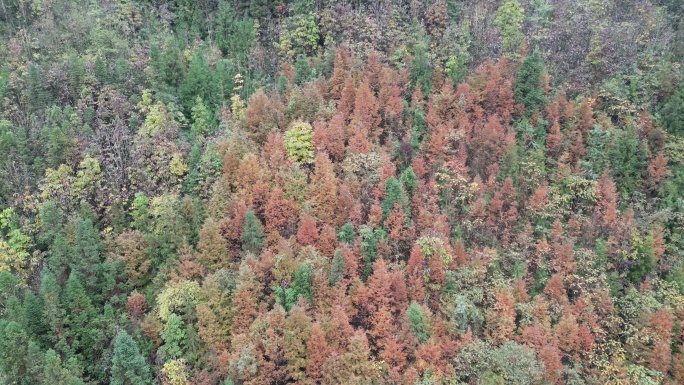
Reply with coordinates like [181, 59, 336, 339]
[126, 292, 148, 324]
[338, 77, 356, 120]
[317, 224, 339, 257]
[596, 171, 618, 230]
[264, 188, 300, 240]
[645, 152, 670, 191]
[311, 153, 338, 225]
[297, 213, 319, 247]
[13, 24, 683, 385]
[306, 323, 330, 382]
[198, 217, 230, 271]
[485, 289, 516, 345]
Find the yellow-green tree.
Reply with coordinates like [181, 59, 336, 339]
[284, 121, 315, 164]
[495, 0, 525, 57]
[0, 208, 31, 278]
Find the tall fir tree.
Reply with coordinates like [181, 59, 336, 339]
[43, 349, 85, 385]
[241, 210, 265, 254]
[515, 51, 545, 115]
[662, 81, 684, 136]
[110, 330, 152, 385]
[410, 25, 433, 96]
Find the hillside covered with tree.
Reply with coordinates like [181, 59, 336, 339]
[1, 0, 684, 384]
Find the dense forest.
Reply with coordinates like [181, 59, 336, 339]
[1, 0, 684, 384]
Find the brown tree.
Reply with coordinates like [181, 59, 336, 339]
[198, 218, 230, 271]
[263, 188, 300, 241]
[485, 289, 516, 345]
[310, 152, 338, 225]
[297, 213, 319, 247]
[306, 323, 330, 382]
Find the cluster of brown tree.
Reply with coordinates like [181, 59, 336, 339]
[1, 1, 684, 385]
[106, 47, 681, 384]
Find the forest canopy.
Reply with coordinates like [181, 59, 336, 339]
[1, 0, 684, 384]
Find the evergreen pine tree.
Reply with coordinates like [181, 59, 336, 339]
[410, 26, 433, 96]
[180, 51, 217, 113]
[159, 313, 186, 360]
[114, 58, 130, 86]
[249, 0, 272, 20]
[608, 127, 648, 194]
[38, 200, 62, 248]
[26, 341, 44, 384]
[406, 302, 429, 343]
[515, 51, 545, 114]
[43, 349, 85, 385]
[411, 106, 427, 149]
[40, 269, 62, 341]
[0, 271, 20, 315]
[400, 167, 418, 198]
[161, 43, 186, 88]
[329, 250, 345, 287]
[72, 217, 103, 293]
[190, 96, 214, 137]
[216, 2, 255, 68]
[111, 330, 153, 385]
[63, 273, 97, 368]
[294, 55, 311, 86]
[338, 222, 356, 244]
[94, 56, 109, 84]
[663, 81, 684, 136]
[22, 291, 49, 347]
[67, 55, 85, 101]
[274, 262, 313, 311]
[27, 65, 48, 115]
[241, 210, 265, 254]
[277, 74, 289, 96]
[0, 321, 30, 384]
[381, 177, 408, 220]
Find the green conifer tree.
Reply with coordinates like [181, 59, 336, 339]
[381, 177, 408, 219]
[406, 302, 429, 343]
[411, 106, 427, 149]
[0, 321, 30, 384]
[94, 56, 109, 84]
[277, 74, 289, 96]
[249, 0, 272, 20]
[110, 330, 152, 385]
[663, 81, 684, 136]
[410, 25, 433, 95]
[216, 2, 255, 69]
[329, 250, 345, 287]
[338, 222, 356, 244]
[515, 50, 545, 114]
[274, 262, 313, 311]
[180, 52, 217, 113]
[190, 96, 214, 137]
[72, 217, 103, 293]
[27, 65, 48, 115]
[241, 210, 265, 254]
[161, 43, 186, 88]
[40, 269, 62, 341]
[294, 55, 311, 86]
[114, 58, 130, 86]
[67, 55, 85, 101]
[400, 167, 418, 198]
[160, 313, 186, 360]
[43, 349, 85, 385]
[63, 274, 97, 365]
[22, 291, 49, 346]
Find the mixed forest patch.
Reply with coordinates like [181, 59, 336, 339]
[1, 0, 684, 384]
